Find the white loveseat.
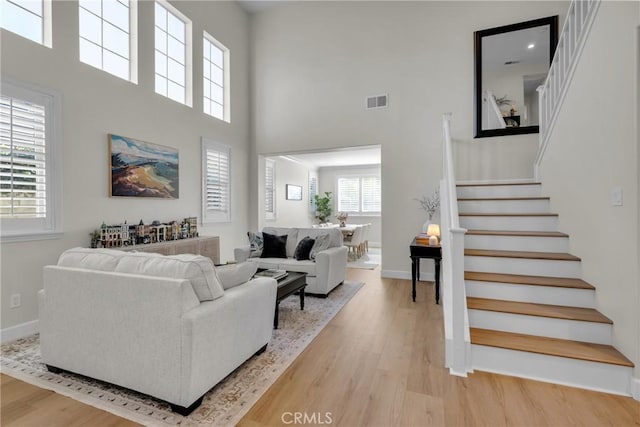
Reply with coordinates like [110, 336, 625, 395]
[38, 248, 277, 415]
[234, 227, 348, 296]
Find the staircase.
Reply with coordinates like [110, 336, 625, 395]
[457, 181, 634, 395]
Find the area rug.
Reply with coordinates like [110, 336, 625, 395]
[347, 250, 381, 270]
[1, 281, 364, 427]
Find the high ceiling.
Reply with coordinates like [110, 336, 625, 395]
[278, 146, 381, 168]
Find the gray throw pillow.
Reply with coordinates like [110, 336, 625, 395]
[247, 231, 263, 258]
[216, 262, 258, 290]
[309, 233, 331, 261]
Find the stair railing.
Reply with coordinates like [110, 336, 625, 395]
[536, 0, 601, 177]
[440, 113, 471, 376]
[484, 90, 507, 130]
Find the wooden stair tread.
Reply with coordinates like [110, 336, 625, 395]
[465, 248, 580, 261]
[467, 297, 612, 323]
[457, 182, 541, 187]
[465, 271, 595, 290]
[459, 212, 558, 217]
[466, 230, 568, 237]
[458, 197, 550, 201]
[470, 328, 634, 367]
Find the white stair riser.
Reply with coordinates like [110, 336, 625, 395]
[471, 344, 633, 396]
[469, 310, 612, 345]
[465, 234, 569, 252]
[458, 199, 550, 214]
[456, 184, 541, 199]
[465, 281, 595, 308]
[459, 216, 558, 231]
[465, 256, 582, 278]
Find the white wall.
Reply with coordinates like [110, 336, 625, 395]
[251, 0, 568, 278]
[318, 165, 382, 246]
[539, 1, 639, 377]
[0, 0, 251, 332]
[483, 62, 548, 127]
[264, 156, 314, 228]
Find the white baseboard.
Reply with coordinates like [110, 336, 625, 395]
[456, 178, 536, 185]
[1, 319, 39, 344]
[631, 377, 640, 401]
[380, 270, 435, 282]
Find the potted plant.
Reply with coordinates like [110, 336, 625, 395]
[415, 189, 440, 232]
[314, 192, 333, 223]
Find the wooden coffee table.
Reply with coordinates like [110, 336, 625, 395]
[273, 271, 307, 329]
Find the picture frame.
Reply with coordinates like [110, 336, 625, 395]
[109, 134, 179, 198]
[286, 184, 303, 201]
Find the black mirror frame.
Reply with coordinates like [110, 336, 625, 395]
[474, 15, 559, 139]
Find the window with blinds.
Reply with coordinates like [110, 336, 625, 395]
[1, 80, 62, 240]
[201, 139, 230, 223]
[337, 175, 381, 215]
[309, 174, 317, 214]
[1, 94, 47, 219]
[265, 158, 275, 220]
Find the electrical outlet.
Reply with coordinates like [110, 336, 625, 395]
[10, 293, 21, 308]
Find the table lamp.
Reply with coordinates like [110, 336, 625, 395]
[426, 224, 440, 246]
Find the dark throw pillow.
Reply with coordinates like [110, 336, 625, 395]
[293, 236, 315, 261]
[261, 232, 288, 258]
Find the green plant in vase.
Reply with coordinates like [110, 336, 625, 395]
[314, 192, 333, 223]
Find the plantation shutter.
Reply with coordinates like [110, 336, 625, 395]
[361, 176, 381, 212]
[338, 177, 359, 212]
[0, 95, 47, 219]
[202, 139, 230, 222]
[309, 175, 317, 213]
[265, 159, 275, 217]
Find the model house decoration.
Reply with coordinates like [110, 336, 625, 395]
[91, 217, 199, 248]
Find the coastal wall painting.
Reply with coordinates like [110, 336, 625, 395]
[109, 134, 179, 198]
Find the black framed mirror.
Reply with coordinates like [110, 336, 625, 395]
[474, 16, 558, 138]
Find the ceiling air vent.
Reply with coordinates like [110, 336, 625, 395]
[366, 94, 388, 109]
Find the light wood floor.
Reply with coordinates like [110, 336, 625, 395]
[2, 268, 639, 426]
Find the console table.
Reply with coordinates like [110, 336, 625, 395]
[116, 236, 220, 265]
[409, 238, 442, 304]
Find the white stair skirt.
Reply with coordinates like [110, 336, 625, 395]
[464, 256, 582, 278]
[471, 344, 634, 396]
[468, 309, 612, 345]
[458, 198, 550, 214]
[465, 280, 595, 308]
[456, 184, 541, 199]
[459, 215, 558, 232]
[465, 234, 569, 252]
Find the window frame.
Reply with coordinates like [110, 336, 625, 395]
[336, 174, 381, 216]
[154, 0, 192, 106]
[0, 0, 52, 47]
[201, 138, 230, 224]
[1, 78, 63, 242]
[264, 158, 275, 221]
[78, 0, 138, 83]
[202, 31, 230, 123]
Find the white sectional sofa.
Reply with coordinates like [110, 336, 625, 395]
[234, 227, 348, 296]
[38, 247, 277, 415]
